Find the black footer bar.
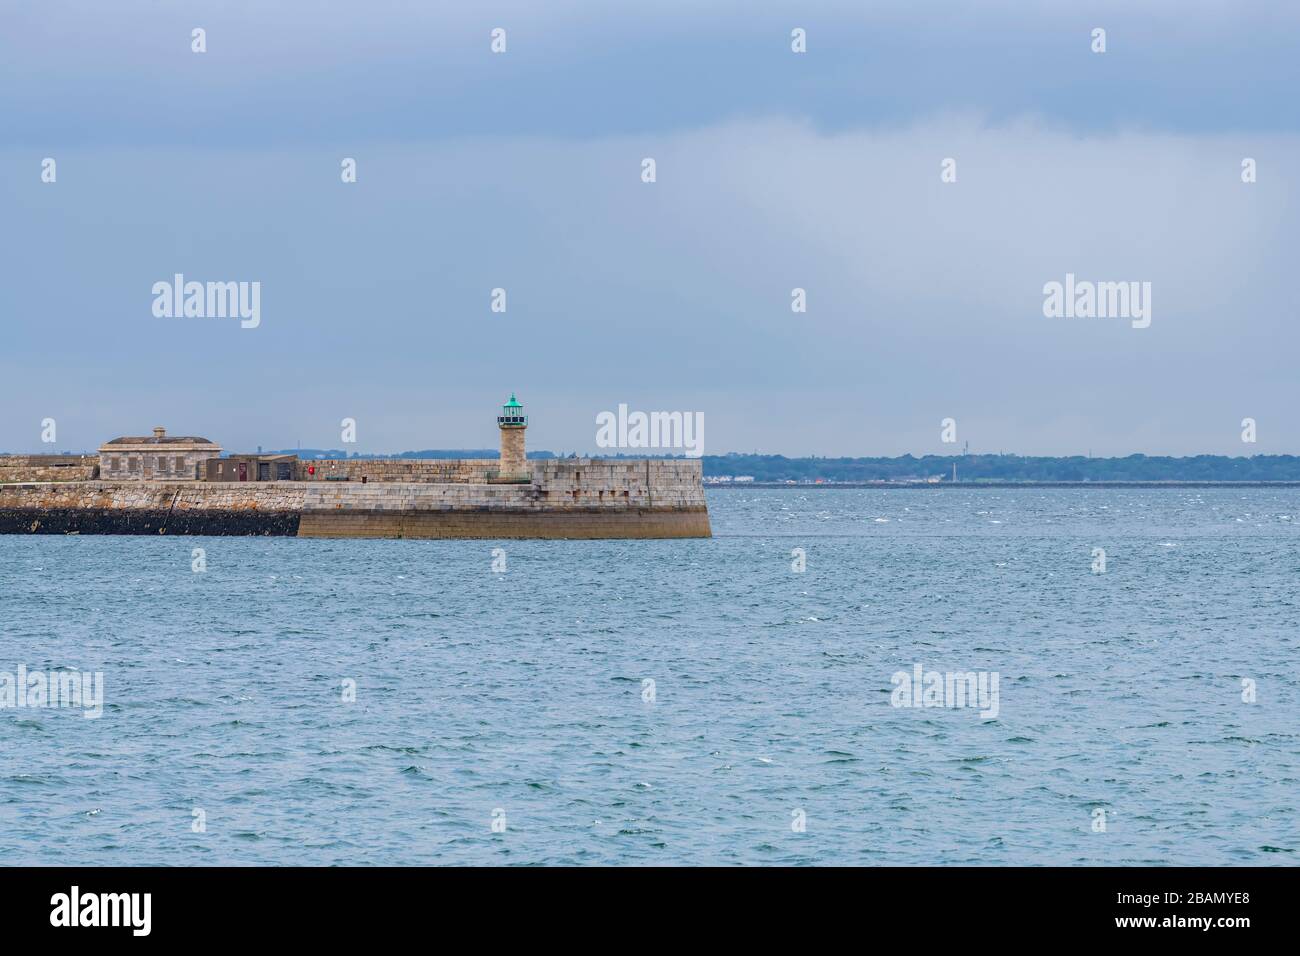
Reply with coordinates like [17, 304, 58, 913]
[0, 865, 1279, 941]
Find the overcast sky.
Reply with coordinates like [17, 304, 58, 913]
[2, 1, 1297, 457]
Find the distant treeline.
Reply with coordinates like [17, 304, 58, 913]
[260, 449, 1300, 482]
[698, 453, 1300, 482]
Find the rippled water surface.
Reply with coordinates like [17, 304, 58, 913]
[1, 489, 1297, 865]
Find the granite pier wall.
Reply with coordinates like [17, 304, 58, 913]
[0, 455, 99, 483]
[0, 482, 303, 536]
[0, 460, 710, 539]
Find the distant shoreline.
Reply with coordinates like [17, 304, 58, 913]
[707, 481, 1300, 489]
[13, 449, 1300, 486]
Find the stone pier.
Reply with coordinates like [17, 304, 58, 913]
[0, 459, 711, 539]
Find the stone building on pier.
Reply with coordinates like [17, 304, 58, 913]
[98, 427, 221, 480]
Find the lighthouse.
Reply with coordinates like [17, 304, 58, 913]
[497, 393, 528, 480]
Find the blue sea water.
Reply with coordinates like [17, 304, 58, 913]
[0, 488, 1297, 866]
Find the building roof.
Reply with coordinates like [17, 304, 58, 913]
[503, 393, 522, 408]
[103, 436, 217, 445]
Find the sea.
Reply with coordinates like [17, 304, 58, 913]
[1, 488, 1296, 865]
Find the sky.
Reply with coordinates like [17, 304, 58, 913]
[2, 1, 1297, 457]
